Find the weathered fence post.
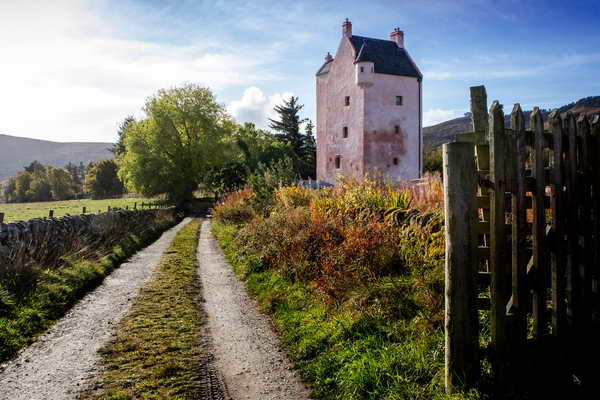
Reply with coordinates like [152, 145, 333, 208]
[134, 202, 137, 210]
[444, 141, 479, 393]
[509, 104, 528, 347]
[126, 205, 129, 210]
[531, 108, 547, 342]
[108, 206, 111, 213]
[549, 109, 566, 341]
[564, 112, 581, 334]
[82, 207, 86, 214]
[577, 114, 593, 332]
[0, 213, 4, 224]
[488, 101, 508, 382]
[49, 210, 54, 217]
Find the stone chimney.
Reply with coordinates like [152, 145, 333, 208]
[390, 28, 404, 48]
[342, 19, 352, 38]
[325, 52, 333, 62]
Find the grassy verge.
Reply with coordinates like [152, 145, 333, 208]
[0, 214, 178, 363]
[212, 220, 480, 400]
[81, 219, 203, 400]
[0, 197, 165, 223]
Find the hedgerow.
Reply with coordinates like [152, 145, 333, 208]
[212, 174, 481, 399]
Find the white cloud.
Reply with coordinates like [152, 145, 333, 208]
[0, 1, 277, 143]
[227, 87, 294, 130]
[423, 108, 456, 127]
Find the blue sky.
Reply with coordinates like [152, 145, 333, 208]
[1, 0, 599, 143]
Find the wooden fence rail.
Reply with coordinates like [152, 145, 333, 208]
[444, 86, 600, 393]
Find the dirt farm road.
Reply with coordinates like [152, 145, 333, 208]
[0, 217, 311, 400]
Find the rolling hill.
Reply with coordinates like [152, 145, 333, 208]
[424, 96, 600, 150]
[0, 134, 113, 183]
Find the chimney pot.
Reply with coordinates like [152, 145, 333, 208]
[390, 28, 404, 48]
[342, 19, 352, 38]
[325, 52, 333, 62]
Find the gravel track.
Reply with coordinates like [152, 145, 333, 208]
[197, 219, 311, 400]
[0, 217, 311, 400]
[0, 218, 192, 400]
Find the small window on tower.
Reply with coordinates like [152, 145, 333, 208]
[345, 96, 350, 107]
[335, 156, 341, 169]
[393, 157, 398, 166]
[360, 66, 364, 73]
[343, 127, 348, 138]
[396, 96, 403, 106]
[371, 67, 374, 73]
[395, 125, 399, 135]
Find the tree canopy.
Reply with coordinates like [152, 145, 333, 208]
[117, 84, 236, 202]
[48, 166, 75, 200]
[85, 158, 123, 199]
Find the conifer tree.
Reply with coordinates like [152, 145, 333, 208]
[301, 120, 316, 179]
[268, 96, 307, 158]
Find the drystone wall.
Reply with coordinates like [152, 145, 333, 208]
[0, 209, 173, 278]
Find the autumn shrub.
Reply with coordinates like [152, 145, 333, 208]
[402, 171, 444, 211]
[211, 187, 255, 225]
[211, 173, 488, 398]
[213, 205, 455, 399]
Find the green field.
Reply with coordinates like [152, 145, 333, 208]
[0, 197, 165, 223]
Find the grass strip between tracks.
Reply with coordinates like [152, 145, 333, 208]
[81, 219, 203, 400]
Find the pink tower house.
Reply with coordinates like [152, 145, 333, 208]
[316, 20, 423, 184]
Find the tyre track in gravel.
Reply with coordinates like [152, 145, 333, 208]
[197, 219, 312, 400]
[0, 218, 193, 400]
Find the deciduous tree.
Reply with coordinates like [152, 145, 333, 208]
[48, 166, 75, 200]
[3, 178, 16, 203]
[15, 171, 33, 202]
[85, 159, 123, 199]
[117, 83, 236, 202]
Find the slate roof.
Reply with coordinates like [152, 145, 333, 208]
[350, 36, 421, 78]
[316, 59, 334, 76]
[316, 35, 421, 78]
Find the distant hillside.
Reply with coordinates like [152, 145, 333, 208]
[0, 134, 113, 182]
[424, 95, 600, 150]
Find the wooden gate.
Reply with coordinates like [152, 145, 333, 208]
[443, 86, 600, 393]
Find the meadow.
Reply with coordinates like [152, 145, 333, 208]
[0, 197, 164, 223]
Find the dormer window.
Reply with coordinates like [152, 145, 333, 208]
[396, 96, 403, 105]
[345, 96, 350, 106]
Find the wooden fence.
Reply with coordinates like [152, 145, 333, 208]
[443, 86, 600, 393]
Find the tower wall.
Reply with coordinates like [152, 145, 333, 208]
[363, 74, 421, 181]
[322, 38, 365, 184]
